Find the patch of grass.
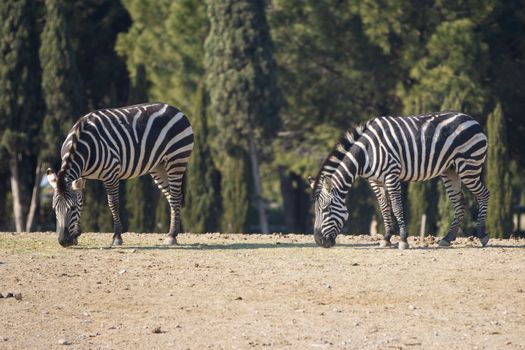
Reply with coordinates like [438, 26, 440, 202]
[0, 232, 60, 253]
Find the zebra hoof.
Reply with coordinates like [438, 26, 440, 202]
[379, 240, 391, 248]
[438, 239, 451, 247]
[165, 236, 178, 246]
[479, 235, 489, 247]
[398, 241, 410, 250]
[111, 238, 123, 246]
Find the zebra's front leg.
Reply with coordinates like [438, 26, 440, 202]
[104, 181, 123, 246]
[370, 181, 395, 248]
[385, 175, 409, 250]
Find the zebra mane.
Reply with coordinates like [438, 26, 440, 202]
[311, 122, 368, 198]
[57, 120, 83, 194]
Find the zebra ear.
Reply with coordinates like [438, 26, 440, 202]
[46, 169, 58, 190]
[307, 176, 315, 189]
[323, 177, 333, 192]
[72, 178, 86, 191]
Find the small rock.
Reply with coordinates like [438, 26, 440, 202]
[408, 305, 417, 310]
[325, 284, 332, 289]
[131, 249, 137, 253]
[235, 296, 243, 300]
[194, 263, 199, 268]
[14, 293, 22, 301]
[152, 326, 163, 334]
[118, 269, 126, 275]
[0, 292, 3, 298]
[5, 293, 13, 298]
[517, 288, 523, 293]
[351, 262, 359, 266]
[58, 338, 71, 345]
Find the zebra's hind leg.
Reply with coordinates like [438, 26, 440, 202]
[438, 170, 466, 247]
[385, 175, 409, 250]
[370, 180, 395, 248]
[150, 163, 186, 245]
[104, 180, 124, 246]
[459, 171, 490, 247]
[150, 166, 178, 245]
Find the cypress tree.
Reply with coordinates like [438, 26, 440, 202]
[436, 182, 453, 237]
[124, 65, 158, 232]
[0, 0, 43, 232]
[181, 82, 221, 233]
[221, 152, 249, 232]
[39, 0, 83, 167]
[486, 103, 512, 238]
[407, 182, 428, 236]
[205, 0, 282, 233]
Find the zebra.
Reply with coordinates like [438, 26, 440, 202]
[46, 102, 194, 247]
[308, 111, 489, 249]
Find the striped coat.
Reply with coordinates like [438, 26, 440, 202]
[47, 102, 193, 247]
[309, 111, 489, 249]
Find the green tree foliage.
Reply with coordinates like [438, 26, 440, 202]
[181, 82, 221, 233]
[400, 18, 489, 115]
[68, 1, 131, 109]
[0, 0, 43, 232]
[205, 0, 281, 151]
[39, 0, 83, 166]
[205, 0, 282, 233]
[116, 0, 208, 112]
[483, 0, 525, 167]
[486, 103, 512, 238]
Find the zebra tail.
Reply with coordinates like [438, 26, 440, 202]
[181, 168, 187, 208]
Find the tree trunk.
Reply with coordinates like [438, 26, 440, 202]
[25, 163, 44, 232]
[248, 137, 269, 234]
[0, 170, 9, 230]
[9, 154, 24, 232]
[279, 166, 296, 232]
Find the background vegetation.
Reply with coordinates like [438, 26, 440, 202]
[1, 0, 523, 238]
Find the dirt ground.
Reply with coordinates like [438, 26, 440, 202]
[0, 232, 524, 350]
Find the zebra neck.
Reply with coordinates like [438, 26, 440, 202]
[58, 142, 85, 183]
[322, 142, 367, 195]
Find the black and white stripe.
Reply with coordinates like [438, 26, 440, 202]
[309, 111, 489, 249]
[47, 102, 194, 247]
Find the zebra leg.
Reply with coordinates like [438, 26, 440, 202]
[370, 180, 395, 248]
[150, 163, 185, 245]
[149, 166, 176, 244]
[385, 175, 409, 250]
[459, 172, 490, 247]
[438, 170, 466, 247]
[165, 163, 186, 245]
[104, 181, 123, 246]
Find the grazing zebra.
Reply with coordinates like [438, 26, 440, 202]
[308, 111, 489, 249]
[46, 102, 194, 247]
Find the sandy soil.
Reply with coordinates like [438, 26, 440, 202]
[0, 232, 524, 350]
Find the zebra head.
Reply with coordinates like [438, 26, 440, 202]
[46, 169, 85, 247]
[308, 175, 349, 248]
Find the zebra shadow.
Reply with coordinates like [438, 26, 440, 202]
[71, 242, 380, 251]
